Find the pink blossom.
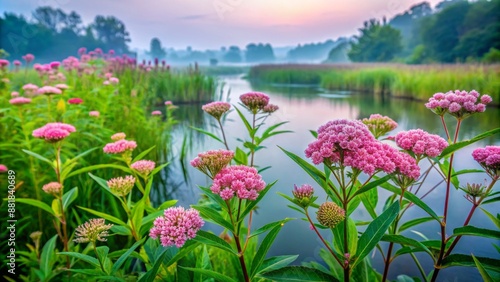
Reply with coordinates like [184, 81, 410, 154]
[292, 184, 314, 200]
[190, 149, 234, 178]
[426, 90, 492, 119]
[22, 83, 39, 94]
[263, 104, 279, 113]
[111, 132, 126, 141]
[37, 86, 62, 95]
[78, 47, 87, 56]
[240, 92, 270, 112]
[165, 101, 173, 106]
[13, 60, 21, 66]
[211, 165, 266, 200]
[42, 182, 62, 196]
[107, 175, 135, 196]
[11, 92, 19, 97]
[202, 101, 231, 120]
[150, 207, 204, 247]
[0, 164, 7, 173]
[151, 110, 162, 116]
[109, 77, 119, 84]
[395, 129, 448, 158]
[131, 160, 156, 175]
[89, 111, 100, 117]
[103, 139, 137, 154]
[0, 59, 9, 68]
[472, 146, 500, 177]
[361, 114, 398, 139]
[49, 61, 60, 69]
[23, 54, 35, 63]
[32, 122, 76, 142]
[9, 97, 32, 105]
[68, 98, 83, 104]
[55, 83, 68, 90]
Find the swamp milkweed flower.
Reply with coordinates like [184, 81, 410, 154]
[317, 202, 345, 228]
[262, 104, 279, 114]
[42, 182, 62, 196]
[111, 132, 126, 141]
[0, 165, 8, 173]
[11, 92, 19, 97]
[9, 97, 32, 105]
[32, 122, 76, 142]
[89, 111, 100, 117]
[240, 92, 270, 113]
[68, 98, 83, 105]
[190, 149, 234, 178]
[149, 207, 204, 248]
[425, 90, 492, 119]
[361, 114, 398, 139]
[292, 184, 315, 208]
[131, 160, 156, 176]
[395, 129, 448, 158]
[37, 86, 62, 95]
[151, 110, 162, 116]
[210, 165, 266, 200]
[23, 53, 35, 63]
[103, 139, 137, 154]
[107, 176, 135, 197]
[472, 146, 500, 177]
[202, 101, 231, 120]
[73, 218, 113, 244]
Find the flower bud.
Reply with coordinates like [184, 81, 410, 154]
[316, 202, 345, 228]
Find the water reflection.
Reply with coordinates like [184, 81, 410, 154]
[165, 76, 500, 281]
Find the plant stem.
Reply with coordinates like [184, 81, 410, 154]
[250, 113, 256, 167]
[217, 119, 230, 150]
[305, 209, 343, 265]
[93, 243, 106, 273]
[440, 116, 450, 141]
[382, 190, 405, 282]
[226, 200, 250, 282]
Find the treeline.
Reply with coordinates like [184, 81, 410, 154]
[334, 0, 500, 63]
[0, 6, 131, 61]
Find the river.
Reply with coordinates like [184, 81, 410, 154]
[162, 75, 500, 281]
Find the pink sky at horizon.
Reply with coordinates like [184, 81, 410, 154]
[1, 0, 445, 50]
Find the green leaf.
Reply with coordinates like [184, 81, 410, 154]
[234, 147, 248, 165]
[62, 187, 78, 210]
[192, 230, 237, 255]
[22, 149, 54, 167]
[198, 187, 228, 213]
[480, 208, 500, 229]
[138, 247, 169, 282]
[15, 198, 55, 216]
[40, 235, 58, 277]
[96, 246, 110, 274]
[333, 217, 358, 256]
[158, 199, 178, 210]
[58, 252, 100, 268]
[131, 199, 145, 235]
[451, 226, 500, 240]
[353, 202, 399, 268]
[192, 205, 234, 231]
[240, 180, 277, 221]
[381, 234, 433, 257]
[180, 267, 237, 282]
[194, 245, 212, 281]
[164, 240, 201, 267]
[483, 196, 500, 205]
[78, 206, 129, 228]
[399, 217, 435, 232]
[67, 164, 134, 178]
[132, 145, 156, 162]
[438, 127, 500, 159]
[472, 254, 494, 282]
[441, 254, 500, 271]
[249, 218, 294, 238]
[190, 126, 223, 144]
[359, 188, 378, 219]
[352, 175, 391, 198]
[234, 106, 254, 137]
[251, 225, 284, 278]
[280, 147, 327, 188]
[258, 255, 298, 274]
[258, 266, 339, 281]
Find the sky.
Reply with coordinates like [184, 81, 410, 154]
[1, 0, 444, 51]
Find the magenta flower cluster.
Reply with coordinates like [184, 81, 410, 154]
[472, 146, 500, 177]
[292, 184, 314, 200]
[32, 122, 76, 142]
[361, 114, 398, 139]
[68, 98, 83, 105]
[150, 207, 204, 248]
[202, 101, 231, 120]
[103, 139, 137, 154]
[131, 160, 156, 175]
[263, 104, 279, 113]
[9, 97, 32, 105]
[190, 149, 234, 178]
[395, 129, 448, 158]
[37, 86, 62, 95]
[240, 92, 270, 113]
[210, 165, 266, 200]
[425, 90, 492, 118]
[305, 119, 420, 179]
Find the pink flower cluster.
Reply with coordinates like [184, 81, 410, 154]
[202, 101, 231, 120]
[89, 111, 100, 117]
[23, 54, 35, 63]
[150, 207, 204, 248]
[395, 129, 448, 158]
[68, 98, 83, 105]
[22, 83, 39, 95]
[33, 123, 76, 142]
[0, 164, 7, 173]
[210, 165, 266, 200]
[151, 110, 162, 116]
[305, 119, 420, 179]
[263, 104, 279, 113]
[190, 149, 234, 178]
[9, 97, 32, 105]
[361, 114, 398, 139]
[111, 132, 126, 141]
[240, 92, 270, 113]
[37, 86, 62, 95]
[107, 175, 135, 196]
[103, 139, 137, 154]
[131, 160, 156, 175]
[425, 90, 492, 118]
[292, 184, 314, 200]
[472, 146, 500, 177]
[42, 182, 62, 196]
[0, 59, 9, 68]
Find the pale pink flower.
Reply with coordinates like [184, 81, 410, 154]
[292, 184, 314, 200]
[37, 86, 62, 95]
[211, 165, 266, 200]
[74, 218, 113, 244]
[107, 175, 135, 196]
[103, 139, 137, 154]
[240, 92, 270, 112]
[395, 129, 448, 158]
[0, 165, 8, 173]
[151, 110, 162, 116]
[426, 90, 492, 119]
[150, 207, 204, 247]
[55, 83, 69, 90]
[10, 97, 32, 105]
[42, 182, 62, 196]
[190, 149, 234, 178]
[111, 132, 126, 141]
[68, 98, 83, 105]
[22, 83, 39, 95]
[13, 60, 21, 66]
[109, 77, 119, 84]
[361, 114, 398, 139]
[262, 104, 279, 113]
[23, 54, 35, 63]
[32, 122, 76, 142]
[11, 92, 19, 97]
[131, 160, 156, 176]
[89, 111, 100, 117]
[202, 101, 231, 120]
[165, 101, 173, 106]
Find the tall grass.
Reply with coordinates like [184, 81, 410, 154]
[248, 63, 500, 103]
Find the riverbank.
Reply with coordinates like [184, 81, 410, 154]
[248, 63, 500, 103]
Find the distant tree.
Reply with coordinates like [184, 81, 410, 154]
[223, 46, 242, 63]
[92, 15, 130, 53]
[148, 38, 166, 59]
[32, 6, 67, 32]
[66, 11, 83, 34]
[245, 43, 275, 62]
[348, 19, 403, 62]
[326, 40, 351, 63]
[287, 40, 337, 62]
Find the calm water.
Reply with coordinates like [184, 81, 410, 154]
[163, 75, 500, 281]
